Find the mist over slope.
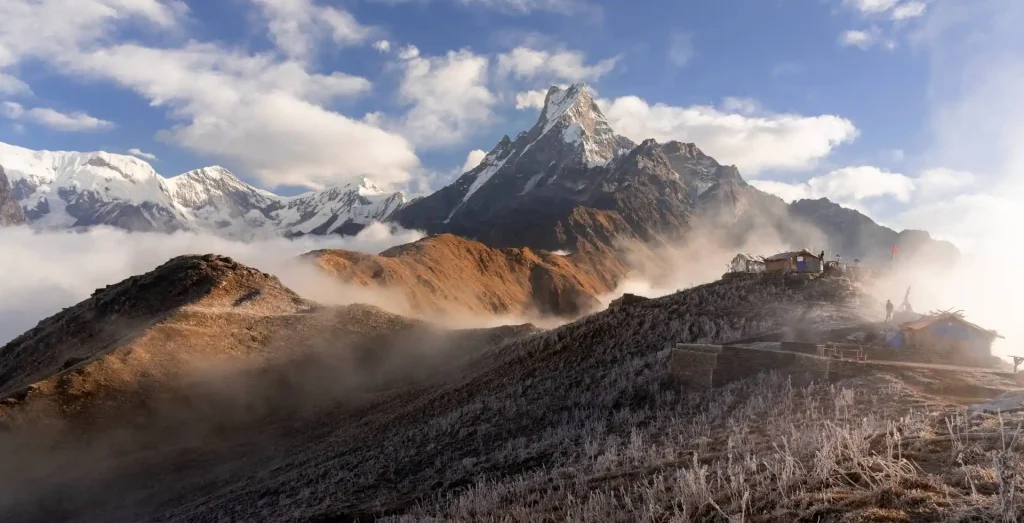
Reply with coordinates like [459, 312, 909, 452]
[4, 269, 1019, 522]
[0, 223, 424, 346]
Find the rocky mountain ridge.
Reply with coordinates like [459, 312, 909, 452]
[394, 83, 956, 265]
[0, 165, 26, 227]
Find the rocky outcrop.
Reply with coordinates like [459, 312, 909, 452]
[0, 165, 26, 227]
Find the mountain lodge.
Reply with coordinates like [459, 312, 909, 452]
[764, 250, 823, 274]
[898, 312, 1003, 365]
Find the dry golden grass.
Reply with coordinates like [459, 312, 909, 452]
[306, 233, 629, 318]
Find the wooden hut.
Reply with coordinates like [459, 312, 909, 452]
[764, 250, 823, 274]
[900, 313, 1003, 366]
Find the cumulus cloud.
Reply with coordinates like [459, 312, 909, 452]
[67, 42, 418, 188]
[0, 0, 187, 68]
[497, 47, 618, 83]
[393, 46, 496, 149]
[840, 29, 879, 49]
[127, 148, 158, 161]
[844, 0, 900, 14]
[750, 166, 916, 207]
[844, 0, 926, 20]
[0, 223, 424, 346]
[460, 149, 487, 173]
[0, 102, 115, 132]
[891, 1, 927, 20]
[597, 96, 858, 175]
[514, 89, 548, 110]
[0, 74, 31, 96]
[0, 0, 421, 190]
[250, 0, 376, 60]
[373, 40, 391, 53]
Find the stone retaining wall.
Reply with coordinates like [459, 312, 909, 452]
[668, 344, 720, 389]
[669, 343, 854, 389]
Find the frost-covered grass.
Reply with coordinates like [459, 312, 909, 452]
[385, 373, 1024, 522]
[7, 274, 1019, 523]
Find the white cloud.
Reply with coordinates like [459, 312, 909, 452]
[461, 149, 487, 173]
[0, 0, 422, 190]
[752, 166, 916, 206]
[0, 101, 115, 132]
[840, 29, 879, 49]
[891, 1, 926, 20]
[597, 96, 858, 175]
[913, 167, 975, 198]
[373, 40, 391, 53]
[844, 0, 900, 14]
[250, 0, 376, 60]
[63, 42, 417, 188]
[393, 47, 496, 149]
[667, 33, 695, 67]
[397, 45, 421, 60]
[128, 148, 158, 161]
[497, 47, 618, 83]
[0, 0, 187, 67]
[0, 224, 424, 346]
[0, 73, 31, 96]
[515, 89, 548, 110]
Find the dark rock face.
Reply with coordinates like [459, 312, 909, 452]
[394, 83, 957, 262]
[0, 165, 26, 227]
[394, 85, 731, 251]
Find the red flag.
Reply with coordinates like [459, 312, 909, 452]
[891, 245, 899, 255]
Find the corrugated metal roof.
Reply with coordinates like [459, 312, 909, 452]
[764, 249, 819, 262]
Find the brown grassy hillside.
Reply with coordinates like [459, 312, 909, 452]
[5, 273, 1022, 522]
[305, 233, 630, 318]
[0, 254, 537, 428]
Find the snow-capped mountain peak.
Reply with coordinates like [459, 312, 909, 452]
[533, 83, 626, 168]
[0, 140, 407, 239]
[348, 176, 387, 196]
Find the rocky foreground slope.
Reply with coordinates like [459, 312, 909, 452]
[306, 233, 629, 318]
[3, 269, 1021, 522]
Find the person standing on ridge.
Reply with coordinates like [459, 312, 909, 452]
[885, 299, 894, 322]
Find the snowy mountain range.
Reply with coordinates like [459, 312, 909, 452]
[0, 141, 406, 239]
[0, 83, 956, 265]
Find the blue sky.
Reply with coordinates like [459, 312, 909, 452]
[0, 0, 1021, 247]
